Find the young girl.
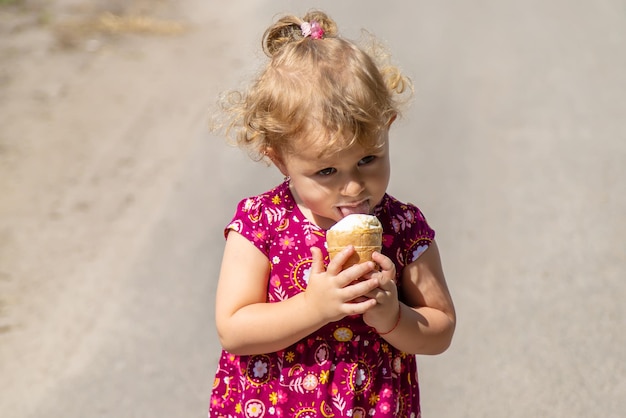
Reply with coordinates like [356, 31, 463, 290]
[210, 10, 455, 418]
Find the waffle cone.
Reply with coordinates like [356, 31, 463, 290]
[327, 245, 381, 269]
[327, 228, 382, 269]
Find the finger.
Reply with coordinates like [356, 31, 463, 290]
[372, 252, 394, 270]
[360, 270, 378, 281]
[359, 270, 386, 288]
[361, 288, 397, 309]
[362, 273, 397, 297]
[326, 245, 355, 275]
[343, 275, 379, 298]
[309, 246, 326, 274]
[376, 272, 396, 290]
[337, 261, 377, 287]
[344, 298, 377, 315]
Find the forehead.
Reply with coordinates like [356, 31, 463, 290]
[294, 128, 385, 160]
[285, 131, 387, 166]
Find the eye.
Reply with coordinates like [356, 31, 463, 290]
[317, 167, 336, 176]
[358, 155, 376, 165]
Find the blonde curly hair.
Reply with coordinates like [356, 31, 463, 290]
[218, 10, 412, 162]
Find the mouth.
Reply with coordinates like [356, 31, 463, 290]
[335, 199, 371, 217]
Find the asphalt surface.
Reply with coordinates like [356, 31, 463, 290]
[18, 1, 626, 417]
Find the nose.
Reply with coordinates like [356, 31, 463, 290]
[341, 173, 365, 197]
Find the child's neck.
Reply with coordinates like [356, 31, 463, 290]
[297, 203, 336, 230]
[288, 183, 336, 230]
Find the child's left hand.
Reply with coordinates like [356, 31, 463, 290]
[360, 251, 401, 333]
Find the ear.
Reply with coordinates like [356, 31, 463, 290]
[265, 147, 288, 177]
[387, 113, 398, 127]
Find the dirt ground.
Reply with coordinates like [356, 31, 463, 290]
[0, 0, 226, 414]
[0, 0, 180, 325]
[2, 1, 625, 417]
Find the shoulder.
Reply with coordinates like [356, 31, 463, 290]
[375, 194, 435, 266]
[226, 181, 294, 236]
[375, 194, 433, 235]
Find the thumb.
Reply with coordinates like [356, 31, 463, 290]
[310, 247, 326, 274]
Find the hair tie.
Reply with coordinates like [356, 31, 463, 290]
[301, 20, 324, 40]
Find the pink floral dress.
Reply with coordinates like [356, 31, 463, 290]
[210, 180, 434, 418]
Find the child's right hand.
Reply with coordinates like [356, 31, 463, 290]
[306, 246, 380, 323]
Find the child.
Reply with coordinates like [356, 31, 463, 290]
[210, 10, 455, 418]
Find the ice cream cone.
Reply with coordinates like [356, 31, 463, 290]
[327, 214, 382, 269]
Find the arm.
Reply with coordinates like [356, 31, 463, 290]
[215, 231, 381, 355]
[363, 239, 456, 355]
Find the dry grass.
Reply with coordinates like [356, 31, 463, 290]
[90, 13, 187, 35]
[54, 12, 188, 48]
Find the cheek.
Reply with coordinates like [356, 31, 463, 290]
[368, 163, 390, 189]
[298, 184, 341, 217]
[299, 185, 332, 207]
[365, 168, 390, 205]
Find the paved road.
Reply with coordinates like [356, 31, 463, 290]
[22, 1, 626, 417]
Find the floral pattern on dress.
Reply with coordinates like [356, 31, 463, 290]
[211, 180, 434, 418]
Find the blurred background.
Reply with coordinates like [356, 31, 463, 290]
[0, 0, 624, 417]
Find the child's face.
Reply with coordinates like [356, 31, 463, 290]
[278, 129, 391, 230]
